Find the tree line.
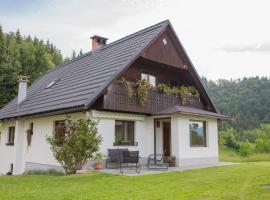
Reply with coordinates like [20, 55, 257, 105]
[0, 25, 84, 109]
[202, 77, 270, 131]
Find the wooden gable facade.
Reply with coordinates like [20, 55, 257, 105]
[93, 26, 215, 115]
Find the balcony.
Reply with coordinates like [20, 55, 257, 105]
[99, 82, 204, 115]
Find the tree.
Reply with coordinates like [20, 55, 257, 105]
[0, 25, 65, 108]
[71, 50, 76, 59]
[79, 49, 83, 56]
[46, 119, 102, 174]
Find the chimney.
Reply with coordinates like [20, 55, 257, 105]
[90, 35, 108, 51]
[17, 76, 28, 105]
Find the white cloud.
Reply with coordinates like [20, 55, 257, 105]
[1, 0, 270, 79]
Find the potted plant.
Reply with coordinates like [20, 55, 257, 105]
[26, 129, 33, 146]
[187, 86, 200, 98]
[165, 155, 176, 167]
[94, 153, 104, 170]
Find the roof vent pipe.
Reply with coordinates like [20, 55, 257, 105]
[17, 76, 29, 105]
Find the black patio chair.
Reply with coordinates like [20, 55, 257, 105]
[147, 154, 169, 170]
[105, 148, 128, 169]
[120, 151, 140, 174]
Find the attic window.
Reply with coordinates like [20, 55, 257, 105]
[162, 38, 167, 45]
[46, 79, 60, 89]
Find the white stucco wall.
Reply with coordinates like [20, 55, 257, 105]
[0, 120, 16, 174]
[0, 110, 219, 174]
[24, 112, 87, 167]
[171, 114, 219, 166]
[88, 110, 154, 159]
[0, 112, 86, 174]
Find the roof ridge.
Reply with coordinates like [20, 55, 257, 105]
[94, 20, 170, 52]
[46, 20, 170, 74]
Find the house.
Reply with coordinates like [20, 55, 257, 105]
[0, 20, 227, 175]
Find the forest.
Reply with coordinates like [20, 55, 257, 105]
[202, 77, 270, 131]
[202, 77, 270, 158]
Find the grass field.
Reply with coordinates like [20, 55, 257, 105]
[0, 162, 270, 200]
[219, 146, 270, 162]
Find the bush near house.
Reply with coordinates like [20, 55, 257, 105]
[46, 119, 102, 174]
[219, 124, 270, 160]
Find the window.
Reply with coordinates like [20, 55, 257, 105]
[162, 38, 167, 45]
[7, 127, 15, 145]
[46, 78, 60, 89]
[141, 73, 156, 86]
[189, 120, 207, 147]
[29, 122, 33, 133]
[54, 121, 66, 144]
[114, 121, 136, 146]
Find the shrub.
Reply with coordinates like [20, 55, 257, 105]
[239, 140, 253, 156]
[255, 138, 270, 153]
[120, 77, 133, 97]
[219, 128, 239, 149]
[157, 83, 171, 95]
[137, 79, 151, 106]
[187, 86, 200, 97]
[46, 119, 102, 174]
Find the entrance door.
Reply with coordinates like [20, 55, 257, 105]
[163, 122, 171, 156]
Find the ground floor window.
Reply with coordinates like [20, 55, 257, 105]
[54, 121, 66, 144]
[7, 127, 15, 145]
[114, 120, 135, 146]
[189, 120, 207, 147]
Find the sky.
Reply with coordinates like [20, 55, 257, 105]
[0, 0, 269, 80]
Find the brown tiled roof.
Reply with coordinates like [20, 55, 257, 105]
[0, 21, 170, 120]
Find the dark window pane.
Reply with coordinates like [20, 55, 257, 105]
[114, 121, 135, 145]
[30, 123, 33, 131]
[8, 127, 15, 144]
[55, 121, 66, 143]
[189, 121, 206, 147]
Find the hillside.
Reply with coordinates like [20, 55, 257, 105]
[202, 77, 270, 130]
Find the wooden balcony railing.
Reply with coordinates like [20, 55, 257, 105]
[100, 82, 204, 114]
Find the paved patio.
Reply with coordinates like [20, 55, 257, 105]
[100, 162, 239, 176]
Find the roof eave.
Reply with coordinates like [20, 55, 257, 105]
[157, 111, 229, 120]
[0, 105, 85, 121]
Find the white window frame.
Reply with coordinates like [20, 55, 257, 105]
[189, 120, 208, 147]
[141, 73, 156, 86]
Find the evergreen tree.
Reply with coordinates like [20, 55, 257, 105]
[71, 50, 76, 59]
[0, 25, 65, 108]
[79, 49, 83, 56]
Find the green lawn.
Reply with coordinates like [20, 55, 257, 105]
[1, 162, 270, 200]
[219, 146, 270, 162]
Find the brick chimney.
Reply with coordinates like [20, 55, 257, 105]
[90, 35, 108, 51]
[17, 76, 29, 105]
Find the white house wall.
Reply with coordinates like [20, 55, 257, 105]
[88, 110, 154, 161]
[0, 120, 16, 174]
[171, 114, 219, 166]
[0, 110, 219, 174]
[0, 112, 86, 174]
